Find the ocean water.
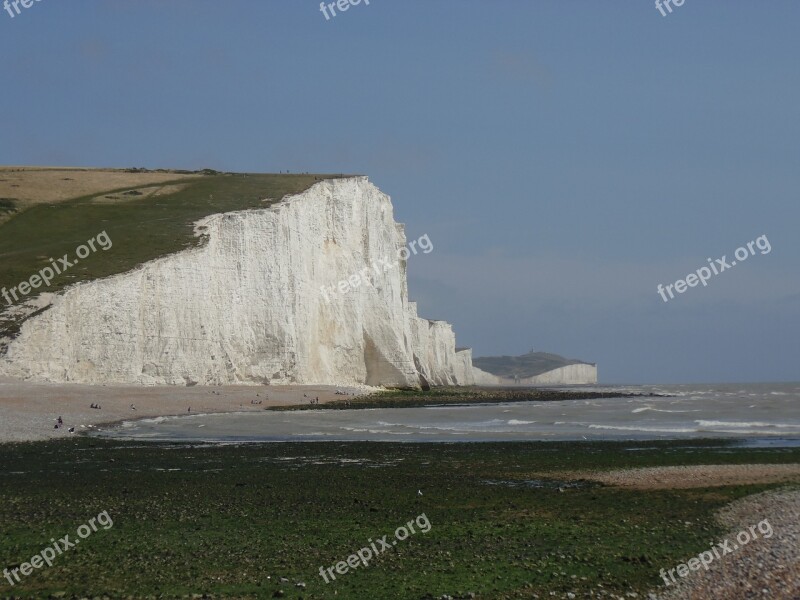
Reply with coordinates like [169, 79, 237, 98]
[94, 383, 800, 444]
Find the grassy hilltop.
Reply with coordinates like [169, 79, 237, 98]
[0, 167, 346, 339]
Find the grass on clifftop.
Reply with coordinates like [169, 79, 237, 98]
[0, 170, 349, 338]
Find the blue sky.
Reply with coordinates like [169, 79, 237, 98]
[1, 1, 798, 383]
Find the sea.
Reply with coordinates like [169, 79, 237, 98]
[94, 383, 800, 446]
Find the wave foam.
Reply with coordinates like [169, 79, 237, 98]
[588, 424, 698, 434]
[695, 420, 799, 429]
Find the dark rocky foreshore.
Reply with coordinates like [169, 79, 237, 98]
[271, 386, 666, 411]
[1, 438, 796, 599]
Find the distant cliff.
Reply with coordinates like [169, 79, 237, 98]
[0, 178, 473, 388]
[472, 351, 597, 385]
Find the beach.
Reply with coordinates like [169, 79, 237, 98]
[91, 383, 800, 444]
[659, 488, 800, 600]
[2, 381, 800, 598]
[0, 376, 365, 443]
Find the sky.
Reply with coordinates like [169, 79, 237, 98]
[1, 1, 798, 384]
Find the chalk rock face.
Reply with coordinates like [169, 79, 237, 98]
[471, 364, 597, 386]
[0, 178, 474, 388]
[406, 303, 475, 387]
[519, 363, 597, 385]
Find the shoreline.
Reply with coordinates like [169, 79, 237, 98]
[0, 377, 369, 443]
[4, 381, 798, 446]
[0, 380, 665, 444]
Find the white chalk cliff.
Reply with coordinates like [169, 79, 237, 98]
[472, 363, 597, 386]
[0, 178, 476, 388]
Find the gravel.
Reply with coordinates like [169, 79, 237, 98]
[657, 487, 800, 599]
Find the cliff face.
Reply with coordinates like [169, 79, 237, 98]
[0, 178, 474, 388]
[472, 364, 598, 386]
[471, 350, 598, 386]
[407, 303, 474, 386]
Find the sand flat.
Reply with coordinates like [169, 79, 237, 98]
[0, 377, 366, 443]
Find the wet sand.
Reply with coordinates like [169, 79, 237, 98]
[0, 376, 369, 443]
